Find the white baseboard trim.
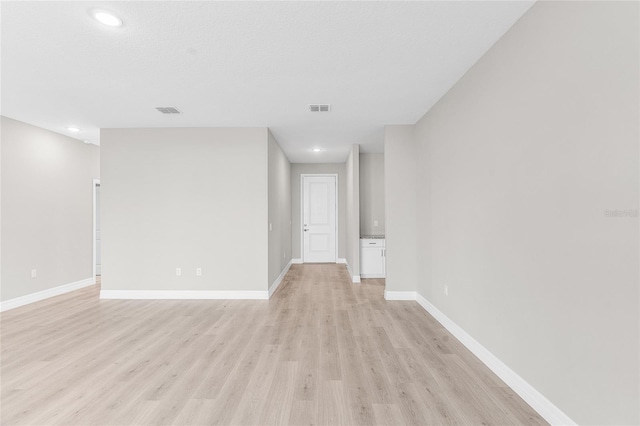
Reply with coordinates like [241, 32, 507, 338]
[344, 262, 361, 283]
[362, 273, 385, 279]
[100, 289, 269, 300]
[415, 293, 576, 426]
[268, 260, 292, 298]
[384, 290, 416, 300]
[292, 258, 346, 265]
[0, 277, 95, 312]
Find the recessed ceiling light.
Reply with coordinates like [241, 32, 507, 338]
[66, 127, 80, 132]
[83, 140, 91, 144]
[312, 148, 323, 153]
[93, 10, 122, 27]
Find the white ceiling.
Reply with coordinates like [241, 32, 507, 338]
[1, 1, 534, 163]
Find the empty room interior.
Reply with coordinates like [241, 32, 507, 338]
[1, 1, 639, 425]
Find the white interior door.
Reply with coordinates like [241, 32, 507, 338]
[303, 176, 336, 263]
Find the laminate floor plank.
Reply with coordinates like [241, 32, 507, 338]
[1, 264, 546, 425]
[229, 344, 280, 426]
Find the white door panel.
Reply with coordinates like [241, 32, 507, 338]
[303, 176, 336, 263]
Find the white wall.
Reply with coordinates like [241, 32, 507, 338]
[359, 153, 385, 236]
[100, 127, 269, 293]
[268, 131, 291, 286]
[95, 185, 101, 275]
[407, 1, 638, 424]
[345, 144, 360, 280]
[1, 116, 100, 302]
[291, 163, 346, 260]
[384, 126, 418, 293]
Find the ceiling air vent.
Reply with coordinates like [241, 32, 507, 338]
[155, 106, 181, 114]
[309, 104, 331, 112]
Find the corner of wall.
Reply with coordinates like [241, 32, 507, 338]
[345, 144, 361, 278]
[267, 130, 292, 289]
[383, 125, 418, 294]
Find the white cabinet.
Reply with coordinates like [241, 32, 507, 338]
[360, 238, 385, 278]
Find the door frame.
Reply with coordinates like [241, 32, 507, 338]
[300, 174, 338, 263]
[92, 178, 100, 283]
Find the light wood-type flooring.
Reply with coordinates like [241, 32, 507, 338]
[1, 264, 546, 425]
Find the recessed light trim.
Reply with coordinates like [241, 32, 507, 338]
[66, 126, 80, 132]
[93, 10, 123, 27]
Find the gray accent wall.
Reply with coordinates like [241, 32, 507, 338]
[387, 1, 639, 424]
[359, 153, 385, 237]
[101, 128, 269, 292]
[268, 130, 292, 286]
[1, 116, 100, 301]
[291, 163, 346, 260]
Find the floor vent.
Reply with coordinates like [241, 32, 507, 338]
[309, 104, 331, 112]
[155, 106, 181, 114]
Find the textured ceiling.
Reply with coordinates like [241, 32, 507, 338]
[1, 1, 534, 163]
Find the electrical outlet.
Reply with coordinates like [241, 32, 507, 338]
[31, 269, 37, 278]
[196, 268, 202, 277]
[176, 267, 182, 276]
[444, 284, 448, 296]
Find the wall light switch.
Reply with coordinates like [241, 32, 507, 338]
[196, 268, 202, 277]
[374, 220, 379, 227]
[31, 269, 37, 278]
[176, 268, 182, 276]
[444, 284, 448, 296]
[269, 223, 273, 231]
